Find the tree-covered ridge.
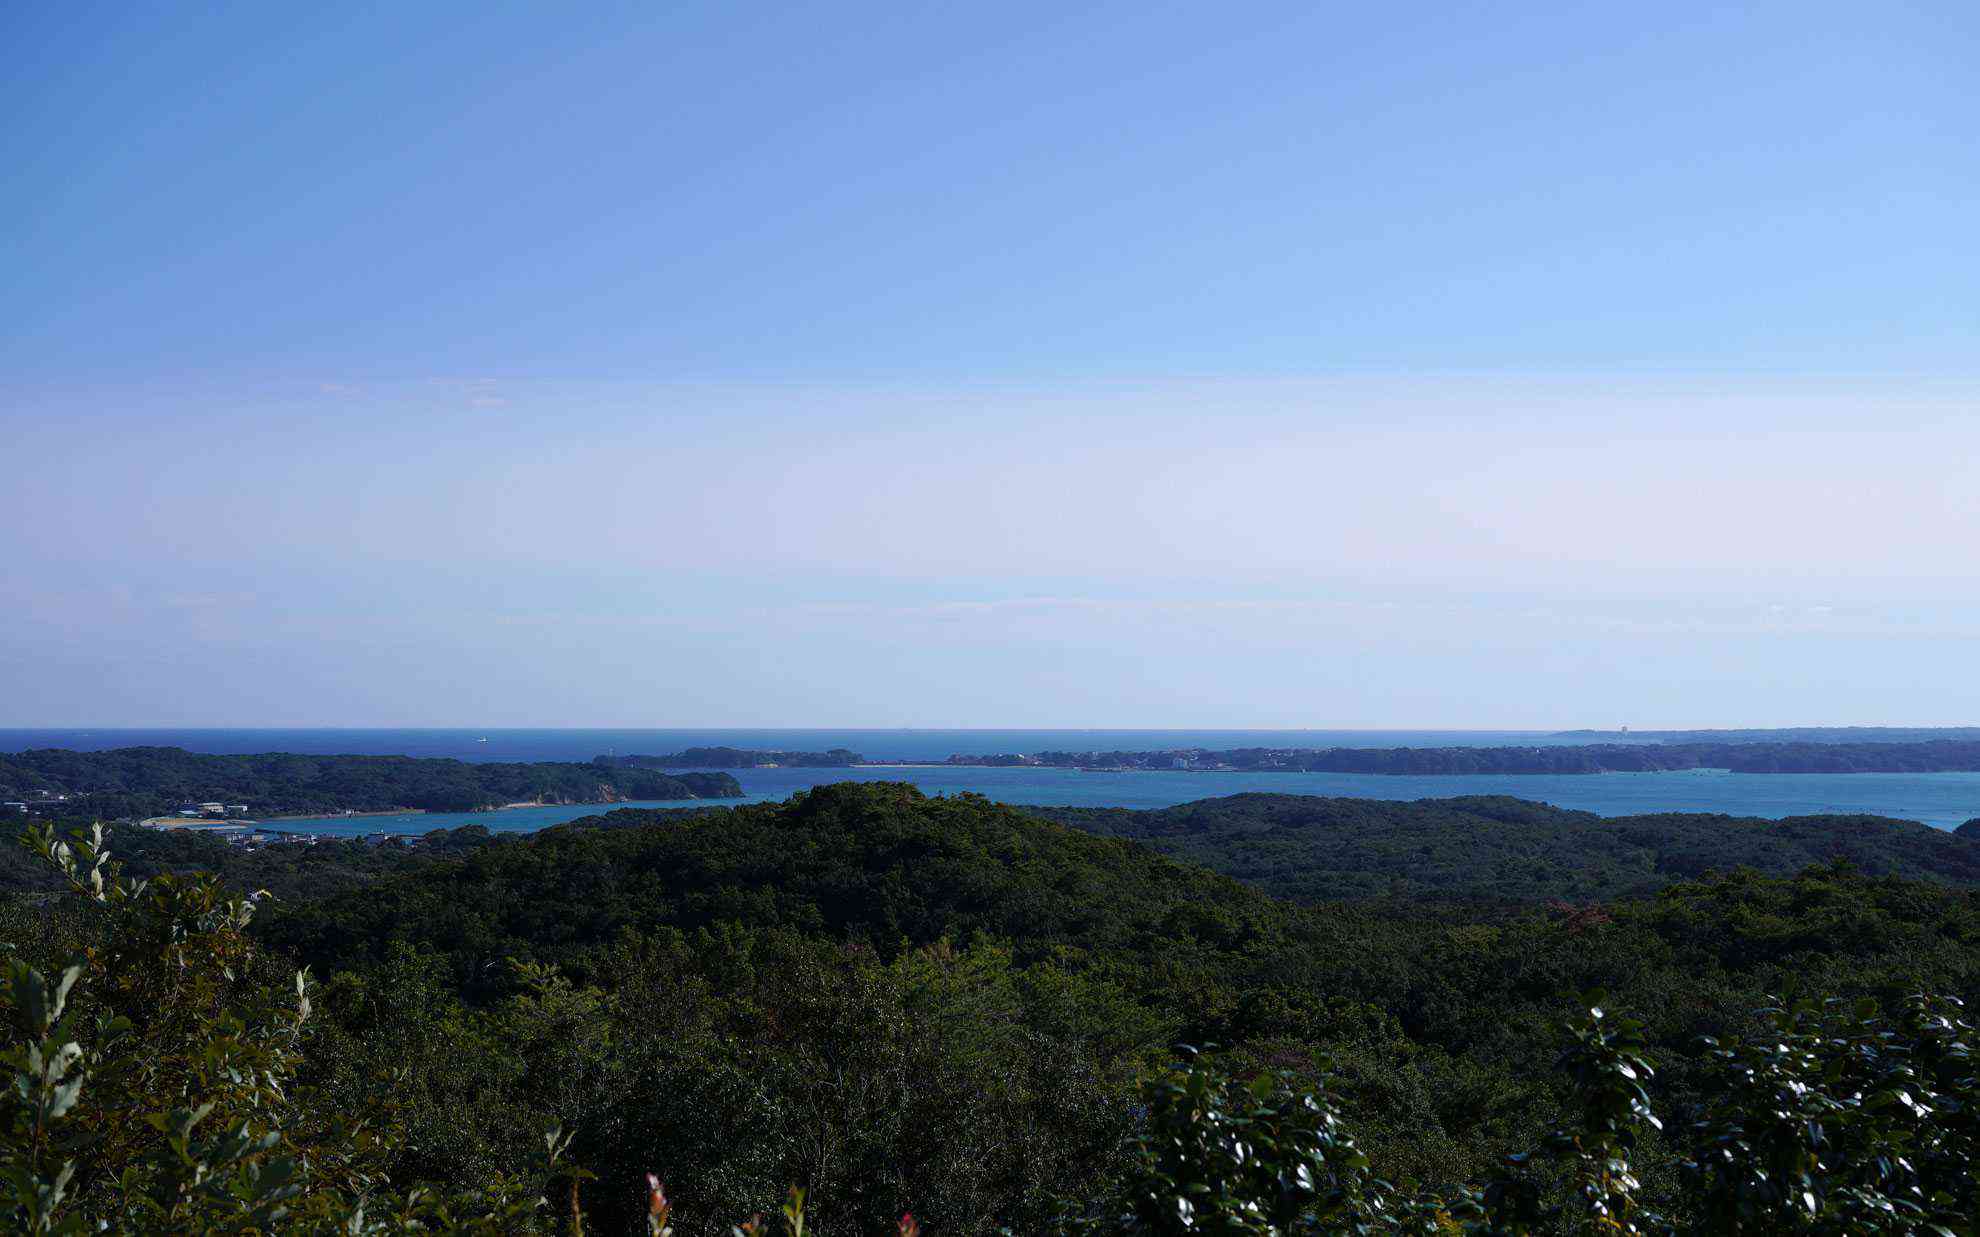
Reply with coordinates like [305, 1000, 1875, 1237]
[948, 738, 1980, 773]
[11, 782, 1980, 1231]
[17, 785, 1979, 917]
[0, 746, 742, 820]
[1036, 793, 1980, 903]
[595, 747, 863, 768]
[258, 782, 1331, 994]
[248, 784, 1980, 1228]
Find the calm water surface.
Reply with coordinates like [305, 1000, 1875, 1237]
[9, 729, 1977, 835]
[265, 765, 1980, 837]
[0, 726, 1567, 762]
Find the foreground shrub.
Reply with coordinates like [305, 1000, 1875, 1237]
[0, 824, 547, 1232]
[5, 824, 1980, 1233]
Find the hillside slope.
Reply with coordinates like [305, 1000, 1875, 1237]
[259, 782, 1340, 992]
[0, 745, 742, 818]
[195, 781, 1980, 1228]
[1033, 793, 1980, 903]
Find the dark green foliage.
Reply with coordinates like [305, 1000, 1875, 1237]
[1094, 996, 1980, 1234]
[0, 824, 555, 1232]
[1683, 995, 1980, 1231]
[1037, 793, 1980, 904]
[260, 783, 1336, 998]
[12, 782, 1980, 1232]
[0, 818, 515, 903]
[1074, 1052, 1454, 1234]
[0, 746, 742, 823]
[1478, 997, 1667, 1234]
[243, 784, 1980, 1223]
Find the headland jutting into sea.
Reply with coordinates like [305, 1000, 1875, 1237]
[14, 730, 1980, 839]
[606, 736, 1980, 775]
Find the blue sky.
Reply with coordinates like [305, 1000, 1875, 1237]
[3, 2, 1977, 726]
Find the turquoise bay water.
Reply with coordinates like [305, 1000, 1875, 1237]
[9, 727, 1977, 836]
[266, 765, 1980, 837]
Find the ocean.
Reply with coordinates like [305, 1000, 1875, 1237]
[7, 729, 1980, 835]
[0, 727, 1569, 763]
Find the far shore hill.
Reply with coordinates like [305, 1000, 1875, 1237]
[599, 734, 1980, 776]
[1, 747, 743, 826]
[18, 733, 1980, 831]
[1552, 725, 1980, 743]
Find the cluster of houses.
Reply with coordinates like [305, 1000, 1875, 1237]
[4, 792, 425, 852]
[138, 818, 332, 850]
[136, 803, 291, 850]
[4, 789, 74, 813]
[175, 801, 251, 819]
[136, 816, 425, 852]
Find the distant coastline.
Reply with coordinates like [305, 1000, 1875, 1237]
[929, 740, 1980, 776]
[5, 747, 745, 828]
[582, 734, 1980, 777]
[139, 799, 660, 831]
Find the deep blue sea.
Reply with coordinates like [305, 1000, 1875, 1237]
[7, 729, 1980, 836]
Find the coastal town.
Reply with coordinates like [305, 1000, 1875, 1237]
[133, 802, 411, 850]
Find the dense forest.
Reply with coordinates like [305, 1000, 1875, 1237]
[13, 788, 1980, 912]
[7, 783, 1980, 1231]
[948, 738, 1980, 774]
[597, 747, 864, 769]
[3, 779, 1980, 1227]
[0, 746, 742, 820]
[1035, 793, 1980, 903]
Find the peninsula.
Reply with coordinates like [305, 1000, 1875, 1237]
[939, 738, 1980, 774]
[0, 746, 742, 823]
[585, 736, 1980, 776]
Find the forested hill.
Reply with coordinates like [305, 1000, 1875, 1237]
[1031, 793, 1980, 903]
[951, 738, 1980, 773]
[230, 782, 1980, 1229]
[0, 745, 742, 819]
[259, 781, 1326, 989]
[21, 780, 1980, 1229]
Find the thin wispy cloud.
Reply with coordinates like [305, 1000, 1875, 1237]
[3, 0, 1975, 724]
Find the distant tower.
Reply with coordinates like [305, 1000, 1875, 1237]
[1620, 725, 1630, 734]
